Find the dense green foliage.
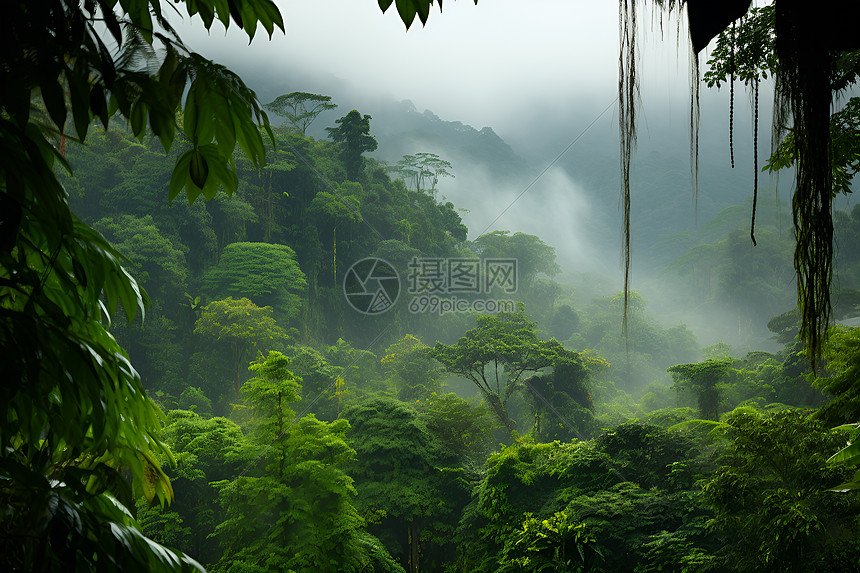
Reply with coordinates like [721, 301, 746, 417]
[5, 2, 860, 571]
[0, 0, 281, 569]
[264, 92, 337, 137]
[16, 100, 860, 569]
[430, 311, 583, 433]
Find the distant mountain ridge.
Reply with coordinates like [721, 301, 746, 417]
[291, 90, 791, 281]
[367, 99, 533, 185]
[356, 98, 782, 271]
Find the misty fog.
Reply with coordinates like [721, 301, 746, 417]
[166, 0, 827, 355]
[13, 0, 860, 571]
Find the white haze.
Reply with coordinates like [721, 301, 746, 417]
[170, 0, 810, 350]
[175, 0, 623, 134]
[443, 165, 616, 276]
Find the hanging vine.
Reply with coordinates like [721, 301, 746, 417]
[751, 76, 759, 245]
[703, 3, 854, 365]
[619, 0, 688, 343]
[729, 21, 736, 169]
[618, 0, 639, 341]
[704, 7, 775, 249]
[773, 4, 835, 369]
[620, 1, 859, 364]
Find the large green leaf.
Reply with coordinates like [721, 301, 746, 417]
[1, 0, 286, 569]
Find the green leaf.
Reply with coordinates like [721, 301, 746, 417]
[212, 96, 237, 154]
[97, 0, 123, 45]
[227, 0, 245, 31]
[169, 150, 193, 201]
[68, 61, 92, 140]
[198, 144, 238, 197]
[827, 441, 860, 465]
[183, 84, 200, 144]
[212, 0, 231, 28]
[827, 470, 860, 492]
[89, 84, 109, 129]
[107, 90, 122, 118]
[40, 78, 67, 131]
[149, 106, 176, 152]
[395, 0, 417, 29]
[128, 0, 154, 43]
[235, 112, 265, 169]
[191, 83, 216, 144]
[834, 424, 860, 432]
[195, 0, 217, 29]
[189, 149, 209, 189]
[415, 0, 430, 25]
[130, 100, 148, 139]
[252, 0, 286, 37]
[240, 1, 258, 42]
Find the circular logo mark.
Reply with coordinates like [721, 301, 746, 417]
[343, 257, 400, 315]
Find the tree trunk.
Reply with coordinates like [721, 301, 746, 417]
[233, 344, 246, 394]
[407, 522, 420, 573]
[486, 393, 516, 434]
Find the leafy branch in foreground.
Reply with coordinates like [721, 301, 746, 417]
[377, 0, 479, 30]
[765, 97, 860, 197]
[1, 0, 284, 569]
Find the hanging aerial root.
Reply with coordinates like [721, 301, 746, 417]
[619, 0, 639, 343]
[730, 21, 736, 169]
[775, 0, 834, 368]
[751, 78, 759, 246]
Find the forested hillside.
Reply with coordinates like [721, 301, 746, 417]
[46, 106, 860, 571]
[4, 1, 860, 572]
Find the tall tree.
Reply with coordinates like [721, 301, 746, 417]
[430, 310, 578, 432]
[203, 241, 307, 318]
[575, 291, 700, 390]
[264, 92, 337, 136]
[95, 214, 189, 303]
[194, 297, 288, 392]
[326, 110, 378, 180]
[154, 410, 250, 564]
[288, 345, 344, 421]
[702, 409, 860, 571]
[241, 351, 301, 478]
[474, 231, 561, 290]
[94, 214, 191, 396]
[668, 359, 735, 421]
[812, 326, 860, 425]
[307, 182, 362, 283]
[213, 351, 372, 572]
[417, 392, 497, 467]
[523, 354, 598, 442]
[387, 152, 454, 196]
[343, 398, 467, 573]
[382, 334, 442, 401]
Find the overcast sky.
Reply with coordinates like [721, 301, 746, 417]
[173, 1, 828, 346]
[173, 1, 777, 272]
[176, 0, 707, 139]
